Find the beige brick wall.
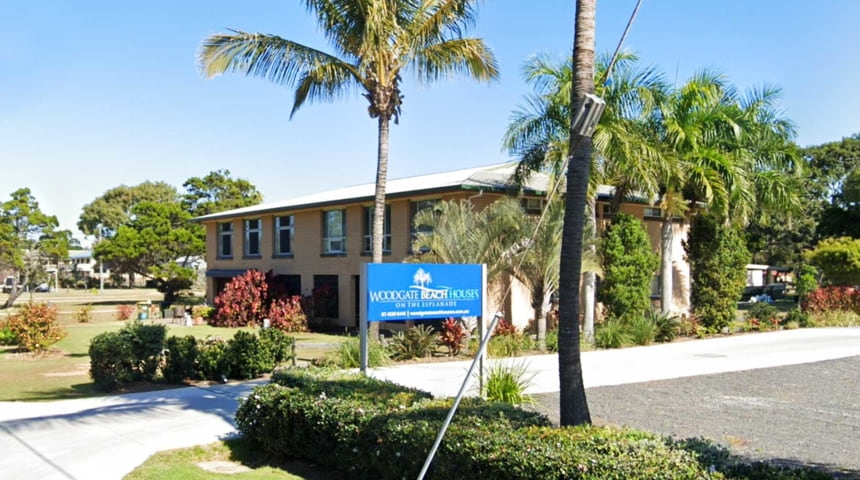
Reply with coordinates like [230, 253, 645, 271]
[203, 192, 690, 327]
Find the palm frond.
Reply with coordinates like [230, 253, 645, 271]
[412, 37, 498, 83]
[199, 30, 363, 101]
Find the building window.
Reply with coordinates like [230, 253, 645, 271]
[275, 215, 294, 255]
[322, 210, 346, 254]
[313, 274, 339, 319]
[363, 205, 391, 254]
[644, 206, 662, 219]
[521, 197, 545, 215]
[218, 222, 233, 258]
[601, 203, 616, 219]
[271, 274, 301, 296]
[410, 199, 438, 239]
[244, 218, 261, 257]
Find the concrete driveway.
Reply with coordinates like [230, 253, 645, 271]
[1, 328, 858, 480]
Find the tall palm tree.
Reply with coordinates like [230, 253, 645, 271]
[652, 71, 799, 315]
[503, 52, 665, 340]
[557, 0, 596, 427]
[199, 0, 498, 336]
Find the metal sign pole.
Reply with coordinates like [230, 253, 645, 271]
[360, 263, 368, 374]
[416, 311, 501, 480]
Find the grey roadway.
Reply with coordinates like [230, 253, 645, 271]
[1, 328, 858, 480]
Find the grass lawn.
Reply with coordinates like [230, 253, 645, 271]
[0, 289, 346, 402]
[124, 438, 334, 480]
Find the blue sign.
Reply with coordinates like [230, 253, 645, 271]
[366, 263, 483, 321]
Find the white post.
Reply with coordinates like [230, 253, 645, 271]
[360, 263, 369, 374]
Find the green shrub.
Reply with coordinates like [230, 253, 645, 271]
[162, 335, 198, 383]
[685, 212, 750, 331]
[196, 336, 230, 381]
[783, 308, 811, 328]
[645, 309, 680, 343]
[317, 337, 389, 368]
[236, 369, 825, 480]
[594, 319, 631, 349]
[545, 328, 559, 352]
[811, 310, 860, 327]
[5, 302, 64, 352]
[76, 304, 93, 323]
[191, 305, 215, 319]
[795, 264, 818, 301]
[599, 213, 660, 323]
[128, 323, 167, 380]
[487, 333, 531, 358]
[226, 330, 274, 379]
[745, 302, 779, 330]
[89, 331, 137, 390]
[0, 324, 18, 345]
[88, 323, 166, 390]
[259, 327, 295, 365]
[388, 324, 436, 360]
[482, 361, 534, 405]
[627, 315, 657, 345]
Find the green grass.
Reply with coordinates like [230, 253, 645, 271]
[124, 438, 334, 480]
[0, 289, 346, 401]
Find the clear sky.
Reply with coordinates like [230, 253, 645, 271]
[1, 1, 858, 240]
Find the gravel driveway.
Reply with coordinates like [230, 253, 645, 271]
[530, 356, 860, 478]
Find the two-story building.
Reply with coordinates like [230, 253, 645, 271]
[196, 162, 690, 330]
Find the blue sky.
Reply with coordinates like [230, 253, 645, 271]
[1, 1, 858, 239]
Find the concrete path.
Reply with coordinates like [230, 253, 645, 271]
[1, 328, 858, 480]
[0, 382, 263, 480]
[368, 327, 860, 398]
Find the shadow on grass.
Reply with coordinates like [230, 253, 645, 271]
[10, 382, 101, 401]
[676, 437, 860, 480]
[222, 437, 339, 480]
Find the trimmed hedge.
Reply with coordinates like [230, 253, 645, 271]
[236, 369, 832, 480]
[89, 324, 295, 390]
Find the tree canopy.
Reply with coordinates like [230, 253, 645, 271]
[82, 171, 261, 303]
[0, 188, 63, 306]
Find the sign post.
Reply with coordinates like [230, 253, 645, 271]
[360, 263, 485, 373]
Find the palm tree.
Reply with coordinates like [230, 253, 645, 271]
[506, 192, 601, 350]
[410, 198, 524, 283]
[557, 0, 595, 427]
[652, 71, 799, 315]
[503, 52, 666, 340]
[199, 0, 498, 336]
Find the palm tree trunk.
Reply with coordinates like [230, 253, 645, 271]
[558, 0, 594, 427]
[660, 215, 674, 314]
[582, 197, 597, 342]
[534, 283, 546, 350]
[369, 115, 390, 340]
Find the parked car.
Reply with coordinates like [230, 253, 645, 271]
[34, 283, 50, 293]
[2, 276, 15, 293]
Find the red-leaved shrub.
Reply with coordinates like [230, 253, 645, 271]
[268, 296, 308, 332]
[493, 317, 518, 336]
[212, 270, 307, 331]
[116, 304, 135, 321]
[5, 302, 65, 352]
[438, 318, 468, 356]
[803, 286, 860, 314]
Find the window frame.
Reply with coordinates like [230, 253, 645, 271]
[362, 205, 391, 254]
[643, 206, 663, 219]
[217, 222, 233, 259]
[321, 210, 347, 255]
[274, 215, 295, 256]
[244, 218, 262, 258]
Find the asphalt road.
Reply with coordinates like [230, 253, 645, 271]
[531, 355, 860, 478]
